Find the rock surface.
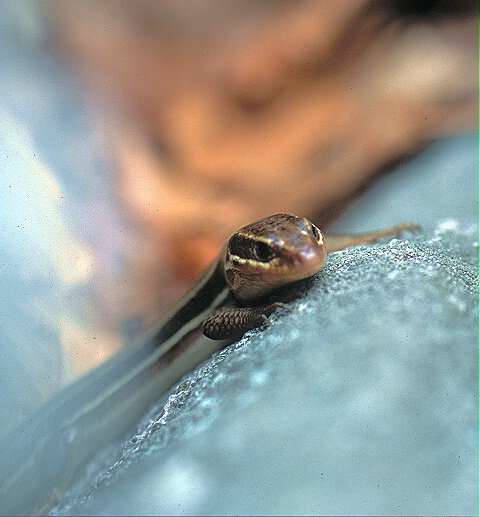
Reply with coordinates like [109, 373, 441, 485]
[56, 219, 478, 516]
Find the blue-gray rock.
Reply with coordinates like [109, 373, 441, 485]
[55, 219, 478, 517]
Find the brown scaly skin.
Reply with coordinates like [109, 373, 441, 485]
[202, 214, 420, 340]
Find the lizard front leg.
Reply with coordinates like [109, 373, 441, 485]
[203, 302, 284, 340]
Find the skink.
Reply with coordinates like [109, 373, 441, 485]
[0, 213, 418, 515]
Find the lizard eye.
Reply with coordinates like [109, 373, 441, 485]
[253, 241, 276, 262]
[310, 223, 321, 241]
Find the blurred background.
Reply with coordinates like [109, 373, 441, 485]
[0, 0, 477, 438]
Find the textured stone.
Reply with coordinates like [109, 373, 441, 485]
[56, 221, 478, 516]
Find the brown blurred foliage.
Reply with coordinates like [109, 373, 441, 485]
[48, 0, 477, 356]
